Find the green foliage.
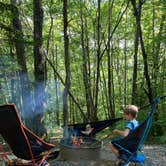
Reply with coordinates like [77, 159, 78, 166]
[0, 0, 165, 142]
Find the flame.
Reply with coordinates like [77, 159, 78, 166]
[72, 136, 84, 146]
[72, 138, 80, 146]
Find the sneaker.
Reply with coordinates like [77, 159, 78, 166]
[117, 163, 123, 166]
[117, 162, 129, 166]
[41, 160, 50, 166]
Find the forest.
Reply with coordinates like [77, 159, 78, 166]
[0, 0, 165, 144]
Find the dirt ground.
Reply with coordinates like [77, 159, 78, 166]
[50, 145, 166, 166]
[0, 144, 165, 166]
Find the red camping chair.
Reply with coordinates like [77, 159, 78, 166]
[0, 104, 59, 166]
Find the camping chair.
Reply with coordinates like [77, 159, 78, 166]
[111, 97, 160, 166]
[0, 104, 59, 166]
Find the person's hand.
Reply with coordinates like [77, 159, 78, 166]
[81, 131, 86, 134]
[113, 129, 118, 134]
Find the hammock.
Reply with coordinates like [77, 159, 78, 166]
[68, 117, 122, 137]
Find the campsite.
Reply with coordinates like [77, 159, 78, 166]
[0, 0, 165, 165]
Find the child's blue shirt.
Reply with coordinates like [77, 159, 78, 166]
[125, 119, 139, 132]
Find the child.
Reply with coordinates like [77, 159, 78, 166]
[109, 105, 139, 166]
[81, 124, 94, 136]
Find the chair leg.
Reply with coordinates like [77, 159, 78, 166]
[143, 157, 153, 166]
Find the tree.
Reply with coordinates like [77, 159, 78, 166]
[107, 0, 115, 118]
[33, 0, 46, 136]
[10, 0, 33, 119]
[130, 0, 153, 103]
[80, 0, 95, 122]
[63, 0, 71, 139]
[0, 1, 33, 118]
[131, 0, 139, 104]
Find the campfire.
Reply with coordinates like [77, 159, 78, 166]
[72, 136, 84, 146]
[59, 136, 102, 161]
[59, 118, 122, 161]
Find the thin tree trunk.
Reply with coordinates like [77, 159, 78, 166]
[107, 0, 115, 118]
[101, 63, 109, 119]
[80, 0, 95, 122]
[131, 7, 139, 104]
[94, 0, 101, 121]
[63, 0, 70, 139]
[53, 45, 60, 126]
[153, 14, 165, 97]
[130, 0, 153, 102]
[124, 12, 127, 106]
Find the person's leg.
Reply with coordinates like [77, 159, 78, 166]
[108, 143, 127, 165]
[108, 143, 119, 156]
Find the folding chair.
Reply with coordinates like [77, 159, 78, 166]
[111, 97, 160, 166]
[0, 104, 59, 166]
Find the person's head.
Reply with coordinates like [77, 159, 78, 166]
[123, 105, 138, 120]
[86, 124, 91, 130]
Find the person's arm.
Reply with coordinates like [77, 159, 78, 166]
[81, 128, 93, 135]
[113, 128, 130, 137]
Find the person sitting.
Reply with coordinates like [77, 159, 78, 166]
[108, 105, 139, 166]
[81, 124, 94, 136]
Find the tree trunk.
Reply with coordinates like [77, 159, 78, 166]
[94, 0, 101, 121]
[63, 0, 70, 139]
[131, 5, 139, 104]
[80, 0, 95, 122]
[33, 0, 46, 136]
[130, 0, 153, 103]
[107, 0, 115, 118]
[153, 14, 165, 97]
[10, 0, 33, 118]
[124, 12, 127, 106]
[54, 45, 60, 126]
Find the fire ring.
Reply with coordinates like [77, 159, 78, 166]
[59, 137, 102, 161]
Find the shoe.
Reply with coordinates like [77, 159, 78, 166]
[117, 162, 129, 166]
[41, 160, 50, 166]
[117, 162, 123, 166]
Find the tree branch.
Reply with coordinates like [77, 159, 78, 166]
[99, 0, 130, 62]
[44, 52, 89, 122]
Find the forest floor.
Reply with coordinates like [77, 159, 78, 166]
[0, 144, 165, 166]
[50, 144, 166, 166]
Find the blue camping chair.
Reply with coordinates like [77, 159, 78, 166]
[111, 97, 160, 166]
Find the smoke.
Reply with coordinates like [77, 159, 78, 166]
[0, 72, 62, 119]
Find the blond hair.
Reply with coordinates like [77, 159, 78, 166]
[124, 105, 138, 118]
